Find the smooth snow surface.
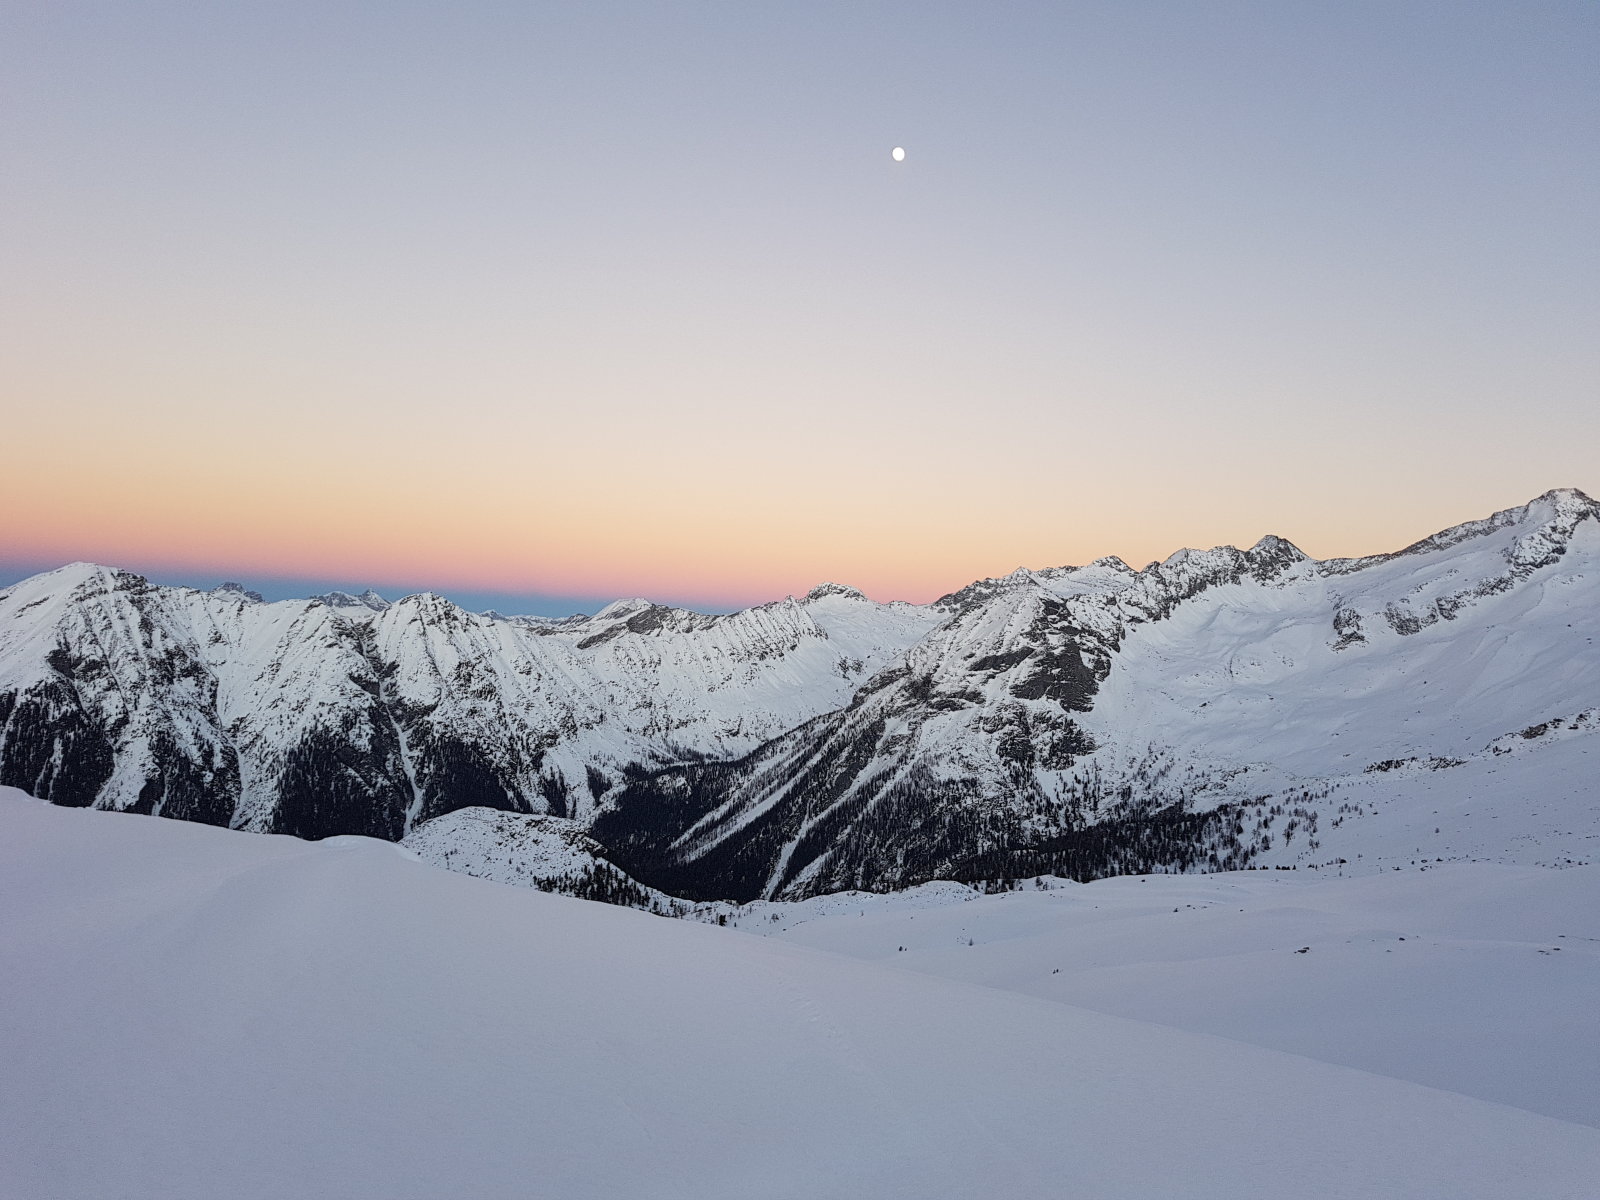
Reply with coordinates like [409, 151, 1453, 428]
[3, 790, 1598, 1200]
[752, 863, 1600, 1127]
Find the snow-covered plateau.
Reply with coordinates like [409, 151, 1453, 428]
[3, 789, 1597, 1199]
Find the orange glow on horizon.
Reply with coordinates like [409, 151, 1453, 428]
[8, 446, 1586, 611]
[4, 337, 1592, 611]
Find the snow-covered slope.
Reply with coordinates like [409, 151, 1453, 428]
[401, 805, 690, 914]
[4, 789, 1598, 1200]
[1090, 488, 1600, 779]
[726, 861, 1600, 1127]
[1, 488, 1596, 902]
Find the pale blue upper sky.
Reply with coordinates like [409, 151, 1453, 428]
[2, 2, 1596, 614]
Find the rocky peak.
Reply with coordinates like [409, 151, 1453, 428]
[208, 582, 263, 603]
[1087, 555, 1134, 573]
[312, 589, 390, 612]
[804, 582, 867, 603]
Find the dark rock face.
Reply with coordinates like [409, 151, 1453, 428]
[274, 721, 412, 841]
[128, 728, 237, 827]
[0, 681, 116, 807]
[410, 733, 535, 826]
[594, 739, 1253, 903]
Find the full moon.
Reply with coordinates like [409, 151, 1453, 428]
[891, 146, 905, 162]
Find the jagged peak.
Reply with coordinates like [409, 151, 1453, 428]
[1463, 487, 1598, 537]
[1087, 555, 1134, 573]
[1155, 545, 1231, 571]
[930, 569, 1041, 614]
[51, 560, 113, 578]
[1532, 486, 1598, 519]
[1248, 534, 1305, 559]
[312, 588, 390, 611]
[591, 597, 657, 622]
[1145, 537, 1305, 578]
[0, 562, 103, 607]
[1538, 485, 1595, 501]
[391, 591, 471, 618]
[485, 610, 592, 630]
[1323, 486, 1599, 575]
[571, 597, 700, 647]
[803, 582, 867, 602]
[213, 581, 265, 603]
[933, 560, 1090, 613]
[39, 561, 134, 588]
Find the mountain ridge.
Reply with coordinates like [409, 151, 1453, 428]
[2, 487, 1595, 903]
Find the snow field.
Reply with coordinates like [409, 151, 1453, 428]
[4, 789, 1599, 1200]
[757, 859, 1600, 1126]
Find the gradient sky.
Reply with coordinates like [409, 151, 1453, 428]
[2, 2, 1596, 615]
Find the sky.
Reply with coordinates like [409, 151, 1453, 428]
[2, 2, 1596, 615]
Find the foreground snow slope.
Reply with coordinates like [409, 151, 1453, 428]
[747, 861, 1600, 1127]
[4, 789, 1598, 1200]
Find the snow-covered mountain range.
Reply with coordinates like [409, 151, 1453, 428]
[3, 488, 1596, 903]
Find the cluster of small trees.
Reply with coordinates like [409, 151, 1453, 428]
[536, 864, 677, 915]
